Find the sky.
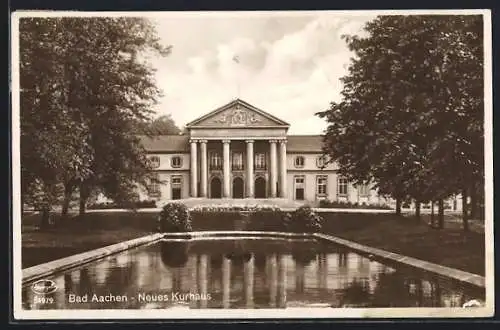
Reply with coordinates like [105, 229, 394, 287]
[147, 12, 374, 134]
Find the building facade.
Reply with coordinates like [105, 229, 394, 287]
[139, 99, 387, 206]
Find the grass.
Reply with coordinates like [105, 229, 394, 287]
[21, 210, 485, 276]
[321, 213, 485, 276]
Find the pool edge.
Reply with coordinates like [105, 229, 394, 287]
[312, 233, 485, 289]
[22, 233, 164, 285]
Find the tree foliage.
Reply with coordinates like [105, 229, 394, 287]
[20, 17, 171, 224]
[317, 15, 484, 228]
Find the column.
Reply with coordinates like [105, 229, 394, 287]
[222, 257, 231, 308]
[269, 139, 278, 198]
[268, 254, 278, 307]
[244, 254, 255, 308]
[279, 139, 287, 198]
[190, 139, 198, 197]
[278, 254, 287, 308]
[198, 254, 208, 308]
[222, 139, 231, 198]
[246, 140, 254, 198]
[200, 140, 208, 197]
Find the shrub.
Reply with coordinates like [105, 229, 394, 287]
[157, 203, 192, 232]
[288, 205, 323, 233]
[88, 200, 157, 210]
[318, 199, 392, 210]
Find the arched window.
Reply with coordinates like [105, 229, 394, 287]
[294, 156, 305, 168]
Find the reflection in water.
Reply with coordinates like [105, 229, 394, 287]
[22, 239, 485, 310]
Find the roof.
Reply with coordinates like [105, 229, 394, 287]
[286, 135, 325, 152]
[185, 98, 290, 127]
[139, 135, 190, 152]
[140, 134, 325, 153]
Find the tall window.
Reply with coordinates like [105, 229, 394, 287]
[255, 153, 266, 170]
[149, 156, 160, 169]
[148, 173, 161, 197]
[317, 176, 328, 196]
[294, 156, 305, 168]
[358, 183, 370, 196]
[171, 156, 182, 168]
[338, 177, 348, 196]
[210, 152, 222, 170]
[232, 152, 244, 170]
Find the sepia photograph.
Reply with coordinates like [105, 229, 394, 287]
[11, 9, 493, 320]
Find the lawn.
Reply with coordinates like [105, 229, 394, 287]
[21, 210, 486, 276]
[321, 213, 485, 276]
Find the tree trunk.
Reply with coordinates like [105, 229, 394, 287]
[61, 183, 74, 219]
[462, 188, 469, 232]
[430, 201, 435, 227]
[470, 184, 477, 219]
[437, 199, 444, 229]
[395, 198, 402, 216]
[40, 205, 51, 230]
[79, 183, 89, 216]
[415, 201, 421, 221]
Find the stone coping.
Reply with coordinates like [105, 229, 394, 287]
[21, 231, 484, 290]
[86, 207, 394, 214]
[313, 233, 485, 289]
[22, 233, 164, 285]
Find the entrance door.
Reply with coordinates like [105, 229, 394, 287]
[210, 177, 222, 198]
[294, 176, 305, 200]
[233, 177, 244, 199]
[255, 177, 266, 198]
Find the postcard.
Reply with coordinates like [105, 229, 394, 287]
[11, 9, 494, 320]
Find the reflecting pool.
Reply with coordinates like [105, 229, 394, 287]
[22, 238, 484, 309]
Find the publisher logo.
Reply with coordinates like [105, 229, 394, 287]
[31, 279, 57, 295]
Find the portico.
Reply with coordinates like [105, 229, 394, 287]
[185, 99, 290, 199]
[188, 137, 288, 199]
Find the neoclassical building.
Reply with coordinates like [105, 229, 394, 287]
[139, 99, 384, 206]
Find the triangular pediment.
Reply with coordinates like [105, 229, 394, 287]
[185, 99, 290, 128]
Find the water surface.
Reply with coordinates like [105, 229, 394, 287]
[22, 238, 484, 309]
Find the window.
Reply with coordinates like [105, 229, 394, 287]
[171, 176, 182, 185]
[316, 155, 327, 168]
[149, 156, 160, 169]
[317, 176, 328, 196]
[338, 177, 348, 196]
[295, 177, 305, 184]
[294, 156, 305, 168]
[148, 173, 161, 197]
[232, 152, 244, 170]
[255, 153, 266, 170]
[210, 152, 222, 170]
[171, 156, 182, 168]
[358, 183, 370, 196]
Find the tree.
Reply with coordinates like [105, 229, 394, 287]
[133, 114, 181, 135]
[19, 17, 171, 224]
[317, 15, 484, 230]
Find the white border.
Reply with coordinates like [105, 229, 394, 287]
[11, 9, 494, 320]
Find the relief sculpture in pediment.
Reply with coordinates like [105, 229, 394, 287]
[214, 106, 263, 126]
